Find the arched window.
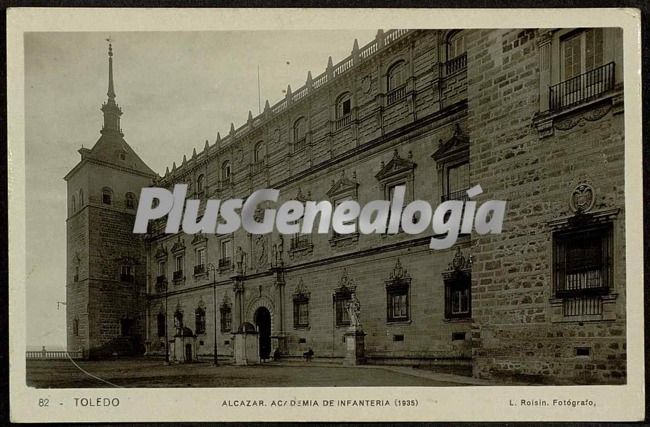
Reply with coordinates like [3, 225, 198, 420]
[79, 189, 84, 207]
[447, 31, 465, 60]
[73, 318, 79, 336]
[293, 117, 307, 142]
[254, 141, 264, 163]
[125, 192, 136, 209]
[336, 92, 352, 119]
[387, 61, 406, 92]
[195, 307, 206, 335]
[71, 195, 76, 213]
[157, 313, 165, 337]
[221, 161, 231, 181]
[196, 174, 205, 194]
[102, 187, 113, 205]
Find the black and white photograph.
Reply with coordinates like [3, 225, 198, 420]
[8, 8, 644, 423]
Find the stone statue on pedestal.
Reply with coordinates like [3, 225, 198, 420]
[346, 292, 361, 328]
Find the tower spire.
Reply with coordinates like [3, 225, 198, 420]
[107, 39, 116, 100]
[100, 37, 123, 136]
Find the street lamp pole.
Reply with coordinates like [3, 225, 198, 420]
[207, 263, 218, 366]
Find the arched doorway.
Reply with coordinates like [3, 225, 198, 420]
[254, 307, 272, 360]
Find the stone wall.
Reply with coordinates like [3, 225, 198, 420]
[466, 28, 626, 384]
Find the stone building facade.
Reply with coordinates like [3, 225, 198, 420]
[66, 28, 626, 383]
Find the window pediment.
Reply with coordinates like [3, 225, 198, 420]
[191, 233, 208, 246]
[154, 245, 168, 260]
[432, 124, 469, 163]
[115, 255, 139, 266]
[334, 268, 357, 295]
[385, 258, 412, 289]
[170, 237, 186, 254]
[442, 247, 472, 281]
[375, 149, 416, 182]
[326, 171, 358, 198]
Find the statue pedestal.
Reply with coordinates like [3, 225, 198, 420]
[344, 328, 366, 366]
[233, 322, 260, 366]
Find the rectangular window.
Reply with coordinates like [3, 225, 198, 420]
[293, 298, 309, 328]
[334, 295, 351, 326]
[220, 306, 232, 332]
[445, 275, 471, 319]
[174, 255, 184, 281]
[158, 261, 166, 276]
[562, 29, 604, 80]
[219, 240, 232, 269]
[120, 265, 134, 282]
[195, 247, 206, 274]
[446, 162, 470, 201]
[553, 224, 612, 317]
[387, 288, 409, 322]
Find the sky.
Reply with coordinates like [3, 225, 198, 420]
[24, 30, 377, 349]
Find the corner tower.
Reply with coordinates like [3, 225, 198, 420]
[65, 41, 157, 358]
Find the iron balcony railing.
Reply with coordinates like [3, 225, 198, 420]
[387, 84, 407, 105]
[549, 62, 615, 111]
[194, 264, 206, 275]
[441, 188, 470, 203]
[562, 295, 603, 317]
[219, 257, 232, 270]
[172, 270, 183, 281]
[445, 52, 467, 75]
[156, 275, 166, 285]
[290, 235, 311, 251]
[294, 137, 307, 153]
[250, 162, 265, 174]
[334, 114, 352, 130]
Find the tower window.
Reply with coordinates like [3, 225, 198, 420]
[254, 141, 265, 163]
[79, 189, 84, 206]
[71, 195, 76, 213]
[73, 318, 79, 336]
[387, 60, 406, 91]
[336, 93, 352, 119]
[197, 174, 205, 195]
[125, 192, 136, 209]
[221, 161, 231, 182]
[102, 187, 113, 205]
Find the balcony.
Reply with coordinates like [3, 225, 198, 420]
[387, 84, 407, 105]
[445, 52, 467, 75]
[294, 137, 307, 153]
[250, 162, 265, 175]
[194, 264, 206, 275]
[156, 275, 167, 285]
[290, 235, 313, 256]
[441, 189, 470, 203]
[218, 257, 232, 271]
[334, 114, 352, 131]
[549, 62, 615, 112]
[172, 270, 183, 282]
[120, 274, 135, 283]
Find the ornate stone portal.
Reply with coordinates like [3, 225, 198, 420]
[343, 292, 366, 365]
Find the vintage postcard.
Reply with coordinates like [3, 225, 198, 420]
[7, 7, 644, 422]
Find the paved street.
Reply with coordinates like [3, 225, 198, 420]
[26, 359, 481, 388]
